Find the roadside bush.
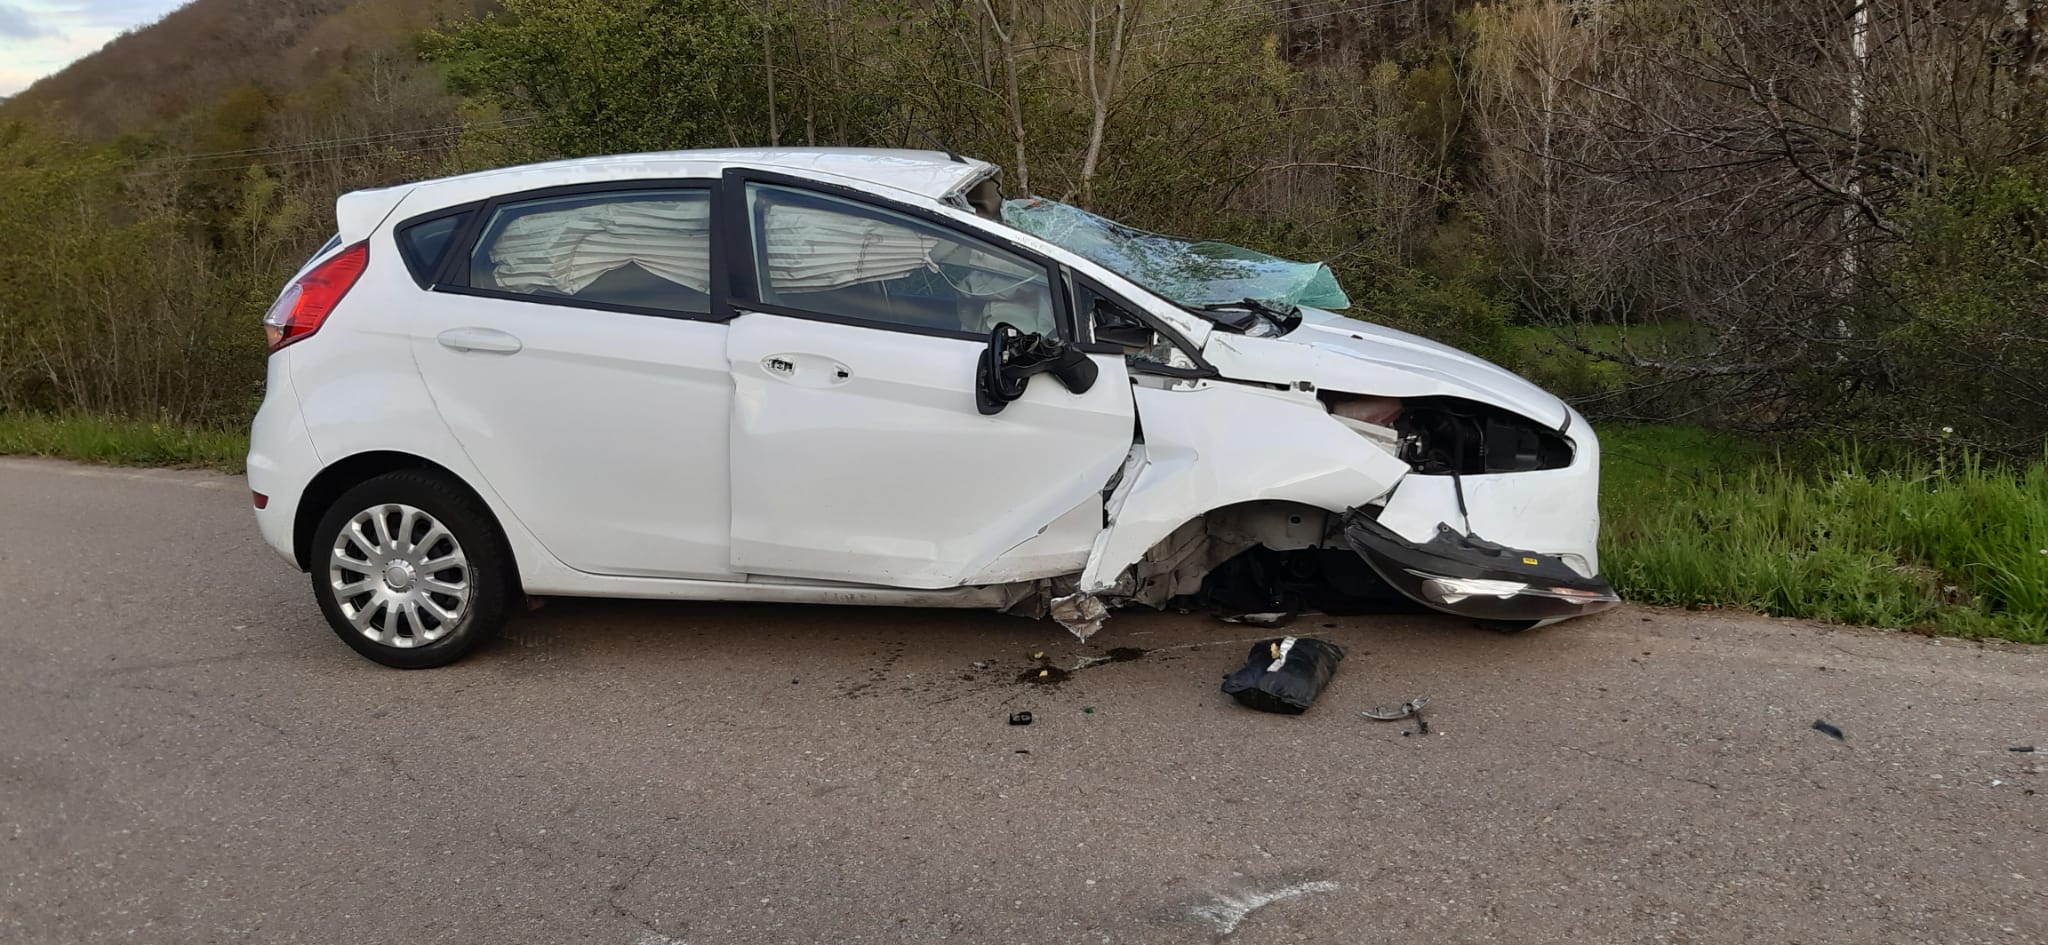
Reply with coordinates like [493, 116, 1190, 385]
[1869, 164, 2048, 453]
[0, 123, 282, 426]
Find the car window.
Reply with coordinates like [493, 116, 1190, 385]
[397, 211, 472, 287]
[471, 189, 712, 316]
[745, 182, 1056, 336]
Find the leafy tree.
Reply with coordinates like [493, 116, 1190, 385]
[425, 0, 772, 156]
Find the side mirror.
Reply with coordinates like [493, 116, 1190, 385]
[976, 323, 1100, 415]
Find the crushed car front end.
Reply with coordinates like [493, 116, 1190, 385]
[1195, 306, 1618, 625]
[993, 195, 1617, 633]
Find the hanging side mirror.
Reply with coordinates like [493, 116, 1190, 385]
[976, 323, 1100, 415]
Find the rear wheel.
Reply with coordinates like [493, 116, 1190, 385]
[310, 470, 515, 668]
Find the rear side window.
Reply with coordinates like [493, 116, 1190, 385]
[397, 211, 472, 287]
[469, 189, 712, 316]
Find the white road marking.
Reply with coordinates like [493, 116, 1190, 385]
[1191, 880, 1341, 936]
[631, 933, 686, 945]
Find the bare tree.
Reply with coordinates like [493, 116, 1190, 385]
[978, 0, 1032, 193]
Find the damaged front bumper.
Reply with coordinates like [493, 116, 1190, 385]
[1343, 512, 1620, 622]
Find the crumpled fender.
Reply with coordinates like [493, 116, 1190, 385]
[1077, 382, 1410, 595]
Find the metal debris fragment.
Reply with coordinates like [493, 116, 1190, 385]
[1361, 697, 1430, 721]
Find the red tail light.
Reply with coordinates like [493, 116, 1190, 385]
[264, 242, 368, 352]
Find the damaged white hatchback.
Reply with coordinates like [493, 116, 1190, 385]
[248, 148, 1618, 668]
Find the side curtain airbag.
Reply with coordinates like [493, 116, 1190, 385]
[489, 197, 713, 295]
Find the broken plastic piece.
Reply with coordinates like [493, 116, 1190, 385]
[1050, 591, 1109, 641]
[1001, 198, 1350, 309]
[1220, 636, 1345, 714]
[1009, 711, 1033, 726]
[1812, 720, 1845, 740]
[1344, 513, 1620, 621]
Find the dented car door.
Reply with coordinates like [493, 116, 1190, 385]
[720, 173, 1135, 589]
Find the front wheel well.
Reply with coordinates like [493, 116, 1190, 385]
[292, 452, 506, 574]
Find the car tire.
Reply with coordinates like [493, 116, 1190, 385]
[309, 469, 516, 668]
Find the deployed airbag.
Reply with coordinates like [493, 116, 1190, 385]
[1000, 198, 1350, 310]
[490, 197, 711, 295]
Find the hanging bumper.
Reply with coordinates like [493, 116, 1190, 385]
[1343, 512, 1620, 622]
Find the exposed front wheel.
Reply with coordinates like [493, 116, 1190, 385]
[310, 470, 515, 668]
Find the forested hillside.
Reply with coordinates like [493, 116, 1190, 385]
[3, 0, 2045, 452]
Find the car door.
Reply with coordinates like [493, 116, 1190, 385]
[406, 182, 739, 581]
[720, 173, 1136, 588]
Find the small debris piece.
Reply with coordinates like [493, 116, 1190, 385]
[1082, 706, 1095, 714]
[1812, 720, 1845, 741]
[1016, 666, 1071, 685]
[1362, 697, 1429, 721]
[1009, 711, 1034, 726]
[1220, 612, 1293, 627]
[2010, 746, 2037, 753]
[1031, 651, 1045, 660]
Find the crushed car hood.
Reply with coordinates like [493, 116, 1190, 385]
[1199, 307, 1571, 430]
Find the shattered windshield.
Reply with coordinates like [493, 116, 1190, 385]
[999, 198, 1351, 313]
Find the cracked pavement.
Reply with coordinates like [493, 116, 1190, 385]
[2, 456, 2045, 944]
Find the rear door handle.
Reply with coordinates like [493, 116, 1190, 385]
[436, 327, 522, 355]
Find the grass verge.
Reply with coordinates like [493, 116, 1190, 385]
[0, 413, 248, 473]
[3, 412, 2041, 642]
[1600, 426, 2048, 643]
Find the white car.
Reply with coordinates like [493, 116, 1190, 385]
[249, 148, 1616, 668]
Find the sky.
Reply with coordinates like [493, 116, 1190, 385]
[0, 0, 185, 97]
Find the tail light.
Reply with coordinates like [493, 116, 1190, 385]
[264, 242, 368, 352]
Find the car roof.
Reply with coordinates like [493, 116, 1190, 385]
[401, 147, 996, 206]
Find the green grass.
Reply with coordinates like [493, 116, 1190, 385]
[1600, 425, 2048, 643]
[0, 413, 248, 473]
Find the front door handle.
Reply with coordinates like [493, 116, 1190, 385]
[436, 327, 523, 355]
[760, 353, 852, 388]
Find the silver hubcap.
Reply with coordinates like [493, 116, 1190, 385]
[328, 503, 471, 648]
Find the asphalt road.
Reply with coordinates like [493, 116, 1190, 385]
[2, 456, 2044, 945]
